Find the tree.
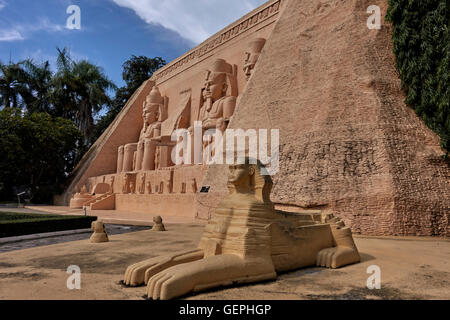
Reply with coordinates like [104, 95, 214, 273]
[122, 55, 166, 94]
[22, 60, 53, 114]
[0, 61, 30, 109]
[52, 48, 116, 142]
[0, 108, 83, 203]
[387, 0, 449, 156]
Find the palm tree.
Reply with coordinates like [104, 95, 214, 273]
[0, 61, 30, 109]
[52, 48, 116, 141]
[22, 59, 53, 114]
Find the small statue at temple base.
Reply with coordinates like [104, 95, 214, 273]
[152, 216, 166, 232]
[123, 158, 360, 299]
[90, 220, 109, 243]
[69, 186, 93, 209]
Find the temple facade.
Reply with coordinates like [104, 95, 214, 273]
[57, 0, 449, 236]
[60, 0, 282, 220]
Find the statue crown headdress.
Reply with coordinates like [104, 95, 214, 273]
[146, 86, 164, 105]
[144, 86, 164, 114]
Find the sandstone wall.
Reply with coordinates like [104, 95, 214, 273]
[201, 0, 449, 236]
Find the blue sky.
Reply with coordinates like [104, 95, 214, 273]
[0, 0, 265, 87]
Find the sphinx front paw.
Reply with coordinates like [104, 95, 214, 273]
[146, 264, 193, 300]
[316, 247, 360, 269]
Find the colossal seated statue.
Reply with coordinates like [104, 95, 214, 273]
[199, 58, 237, 132]
[244, 38, 266, 81]
[117, 86, 167, 173]
[123, 159, 360, 300]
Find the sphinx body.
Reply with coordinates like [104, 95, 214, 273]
[123, 160, 360, 300]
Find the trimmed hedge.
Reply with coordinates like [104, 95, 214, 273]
[386, 0, 449, 157]
[0, 212, 97, 238]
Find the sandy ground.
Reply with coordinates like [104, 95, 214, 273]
[0, 223, 449, 300]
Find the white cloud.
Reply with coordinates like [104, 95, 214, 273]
[0, 1, 6, 11]
[35, 17, 65, 33]
[0, 18, 65, 42]
[0, 29, 24, 41]
[111, 0, 266, 43]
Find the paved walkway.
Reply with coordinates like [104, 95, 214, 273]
[25, 205, 205, 226]
[0, 207, 50, 214]
[0, 224, 151, 254]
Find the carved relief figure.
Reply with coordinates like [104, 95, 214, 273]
[146, 181, 152, 194]
[110, 176, 115, 193]
[191, 178, 198, 193]
[138, 174, 146, 194]
[123, 159, 360, 299]
[165, 178, 173, 194]
[243, 38, 266, 80]
[122, 174, 129, 194]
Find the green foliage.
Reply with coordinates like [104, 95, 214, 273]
[52, 48, 117, 142]
[0, 48, 166, 202]
[387, 0, 449, 156]
[0, 61, 30, 109]
[0, 212, 97, 238]
[0, 108, 83, 202]
[122, 55, 166, 94]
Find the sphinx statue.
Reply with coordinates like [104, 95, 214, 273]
[152, 216, 166, 232]
[123, 159, 360, 300]
[90, 220, 109, 243]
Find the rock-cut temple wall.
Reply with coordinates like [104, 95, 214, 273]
[57, 0, 449, 236]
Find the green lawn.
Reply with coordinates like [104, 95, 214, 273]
[0, 212, 97, 238]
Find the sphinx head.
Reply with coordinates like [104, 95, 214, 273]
[227, 157, 273, 203]
[153, 216, 162, 224]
